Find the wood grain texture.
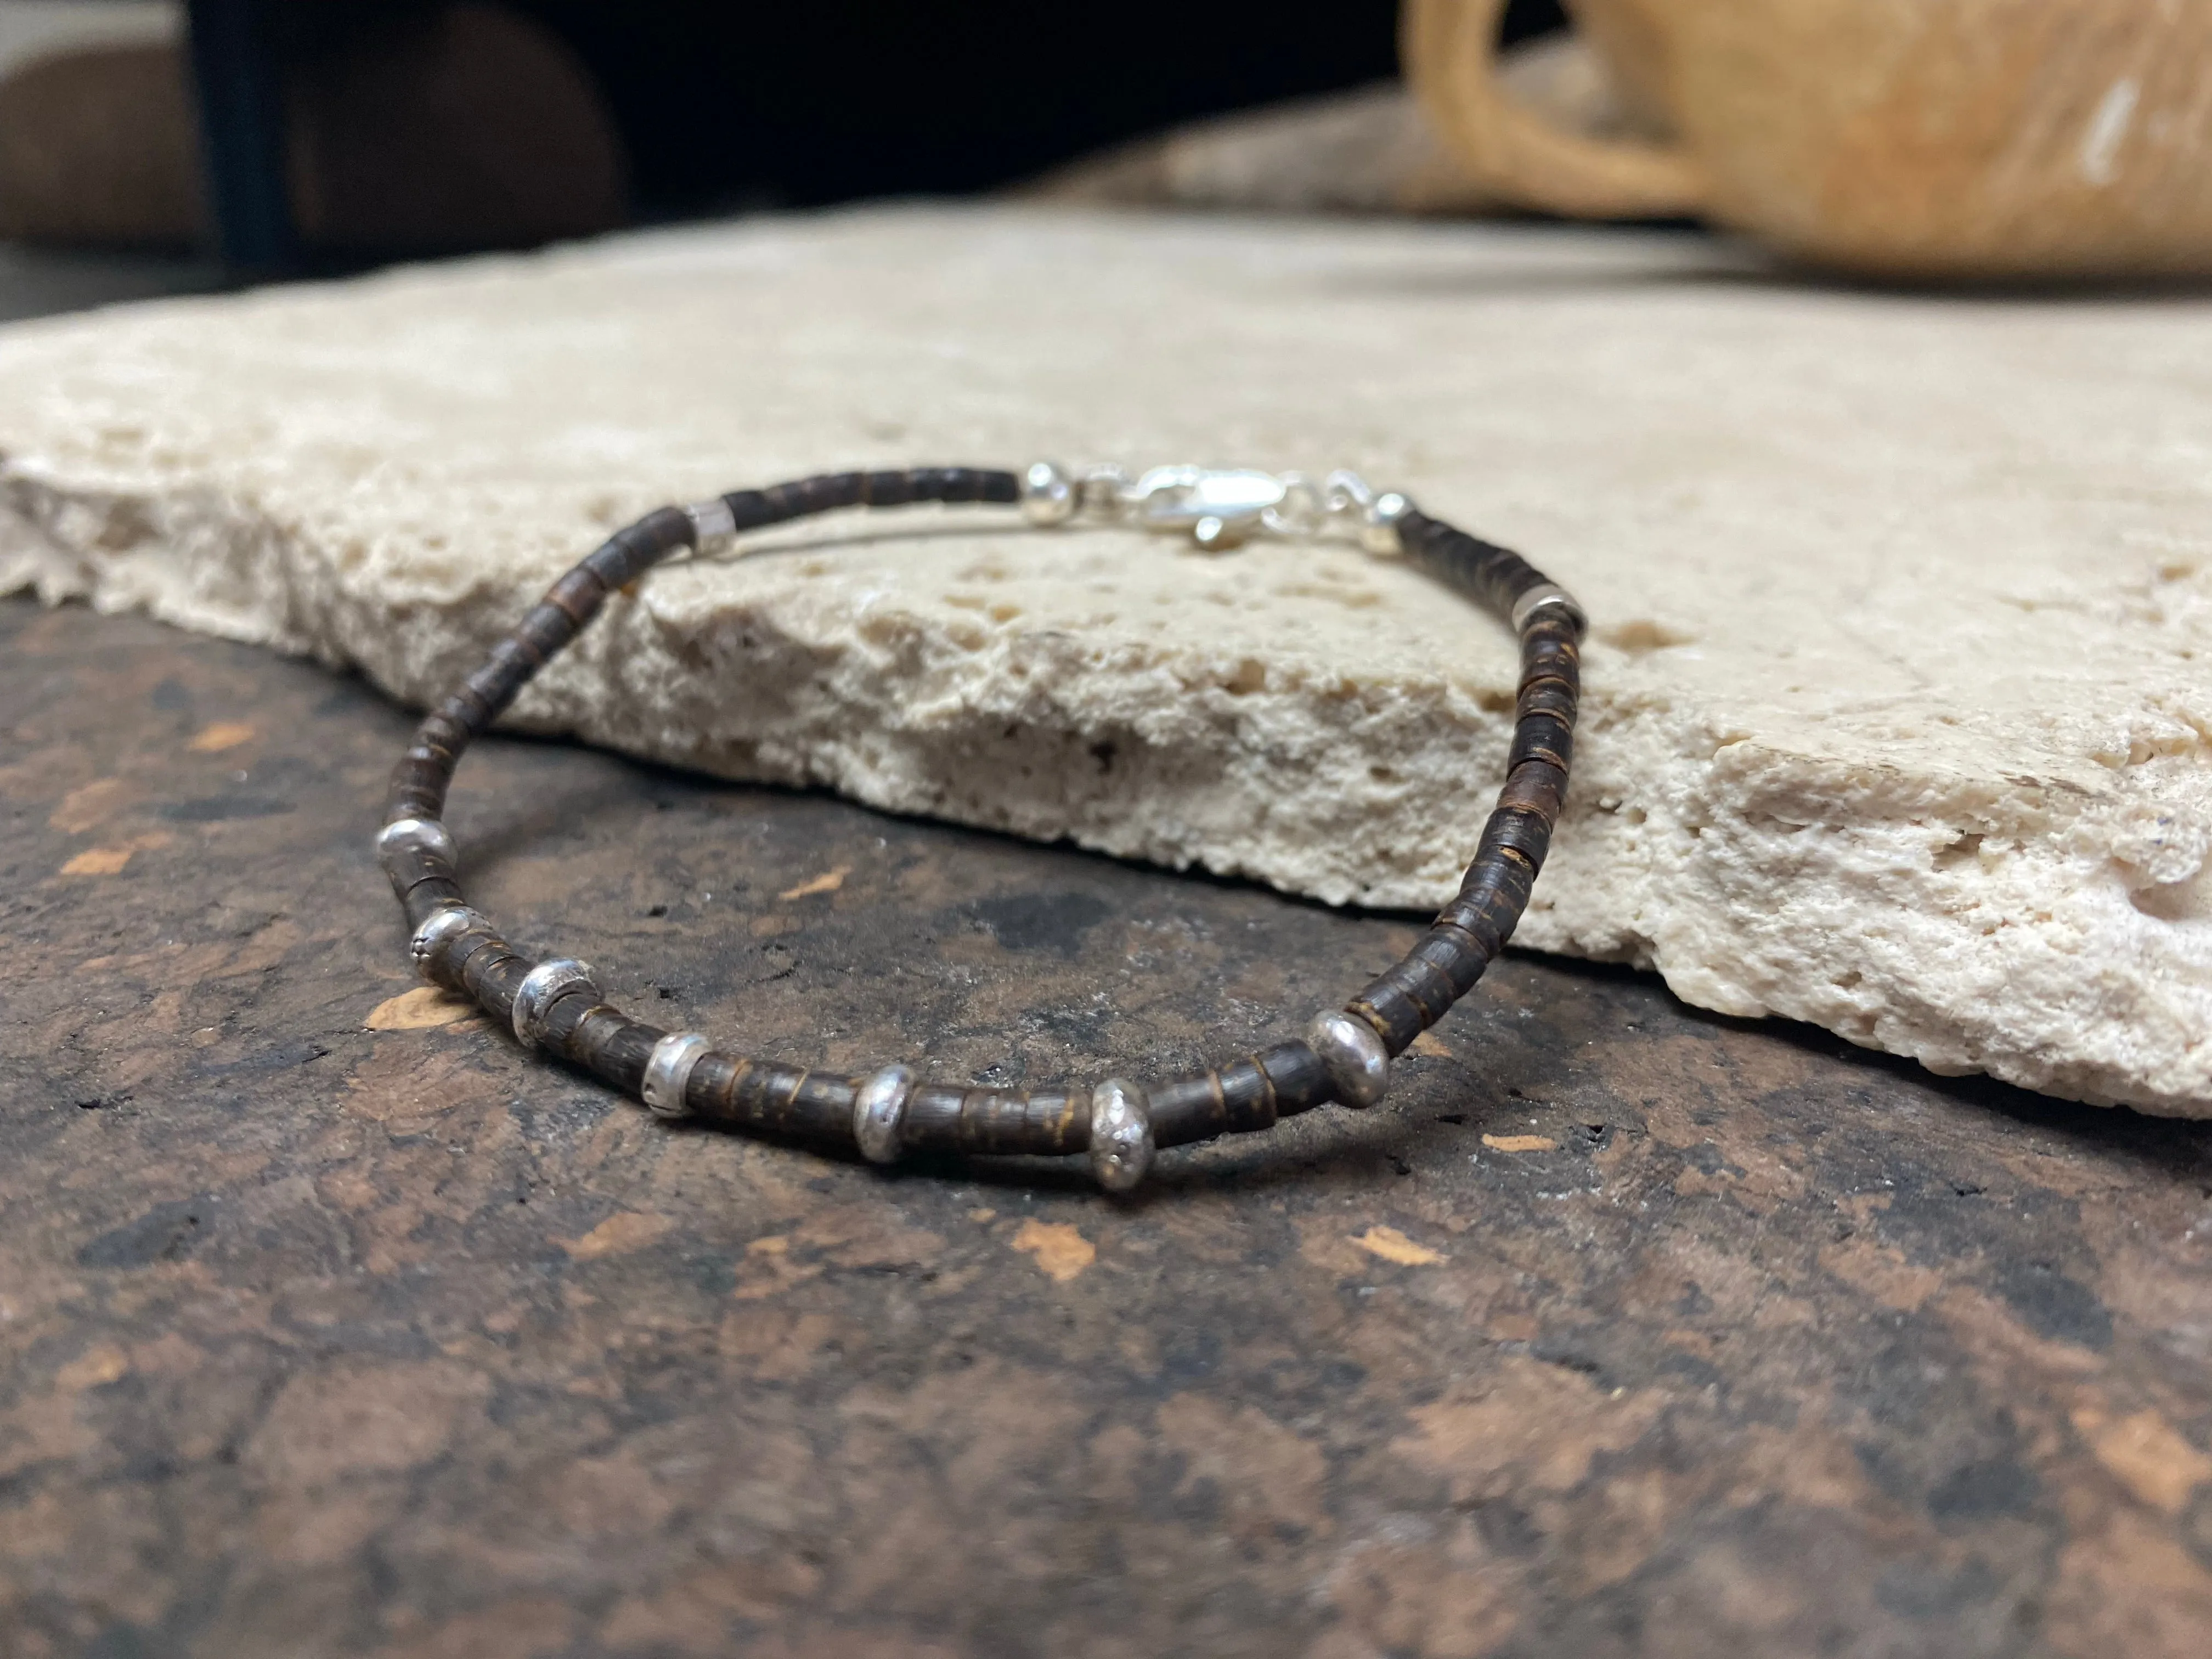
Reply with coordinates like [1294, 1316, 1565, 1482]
[1409, 0, 2212, 275]
[4, 594, 2212, 1658]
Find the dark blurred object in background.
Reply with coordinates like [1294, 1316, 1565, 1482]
[0, 0, 627, 261]
[1032, 30, 1647, 217]
[281, 3, 624, 253]
[511, 0, 1562, 216]
[0, 0, 1568, 270]
[0, 33, 200, 247]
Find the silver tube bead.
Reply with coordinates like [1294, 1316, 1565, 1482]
[409, 903, 487, 984]
[853, 1063, 917, 1165]
[1020, 461, 1076, 527]
[1308, 1011, 1390, 1109]
[1088, 1077, 1154, 1193]
[376, 816, 458, 877]
[1077, 464, 1132, 521]
[684, 496, 738, 554]
[511, 959, 600, 1049]
[1510, 582, 1587, 636]
[641, 1031, 710, 1119]
[1361, 490, 1414, 555]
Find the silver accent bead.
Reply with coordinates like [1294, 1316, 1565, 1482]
[1361, 490, 1414, 555]
[1020, 461, 1076, 527]
[1088, 1077, 1154, 1193]
[684, 496, 738, 554]
[1510, 582, 1587, 636]
[641, 1031, 710, 1119]
[853, 1063, 917, 1165]
[511, 958, 599, 1049]
[409, 904, 486, 984]
[1308, 1011, 1390, 1109]
[1190, 514, 1234, 550]
[1077, 464, 1132, 520]
[376, 816, 458, 878]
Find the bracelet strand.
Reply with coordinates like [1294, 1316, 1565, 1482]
[376, 463, 1585, 1192]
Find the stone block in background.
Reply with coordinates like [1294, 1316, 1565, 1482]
[1, 207, 2205, 1113]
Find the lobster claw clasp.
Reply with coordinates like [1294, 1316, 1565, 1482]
[1132, 466, 1288, 550]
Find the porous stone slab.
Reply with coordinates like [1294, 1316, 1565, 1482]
[1, 207, 2207, 1113]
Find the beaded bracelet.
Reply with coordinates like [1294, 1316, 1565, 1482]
[377, 462, 1584, 1192]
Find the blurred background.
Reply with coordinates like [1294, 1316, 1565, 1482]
[0, 0, 1577, 311]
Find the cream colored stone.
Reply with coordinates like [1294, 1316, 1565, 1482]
[2, 207, 2207, 1112]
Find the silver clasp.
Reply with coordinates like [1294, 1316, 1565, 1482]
[1050, 462, 1413, 553]
[1132, 466, 1288, 549]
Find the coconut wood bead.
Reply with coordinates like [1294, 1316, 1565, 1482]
[403, 880, 466, 927]
[1147, 1041, 1335, 1147]
[1437, 855, 1537, 957]
[376, 465, 1578, 1190]
[546, 565, 610, 624]
[729, 1059, 822, 1137]
[512, 601, 579, 661]
[438, 920, 508, 983]
[1509, 712, 1575, 773]
[891, 1082, 1088, 1156]
[1146, 1074, 1224, 1147]
[563, 1006, 669, 1096]
[384, 754, 451, 823]
[461, 946, 532, 1023]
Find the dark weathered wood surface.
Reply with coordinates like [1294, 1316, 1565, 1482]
[3, 594, 2210, 1658]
